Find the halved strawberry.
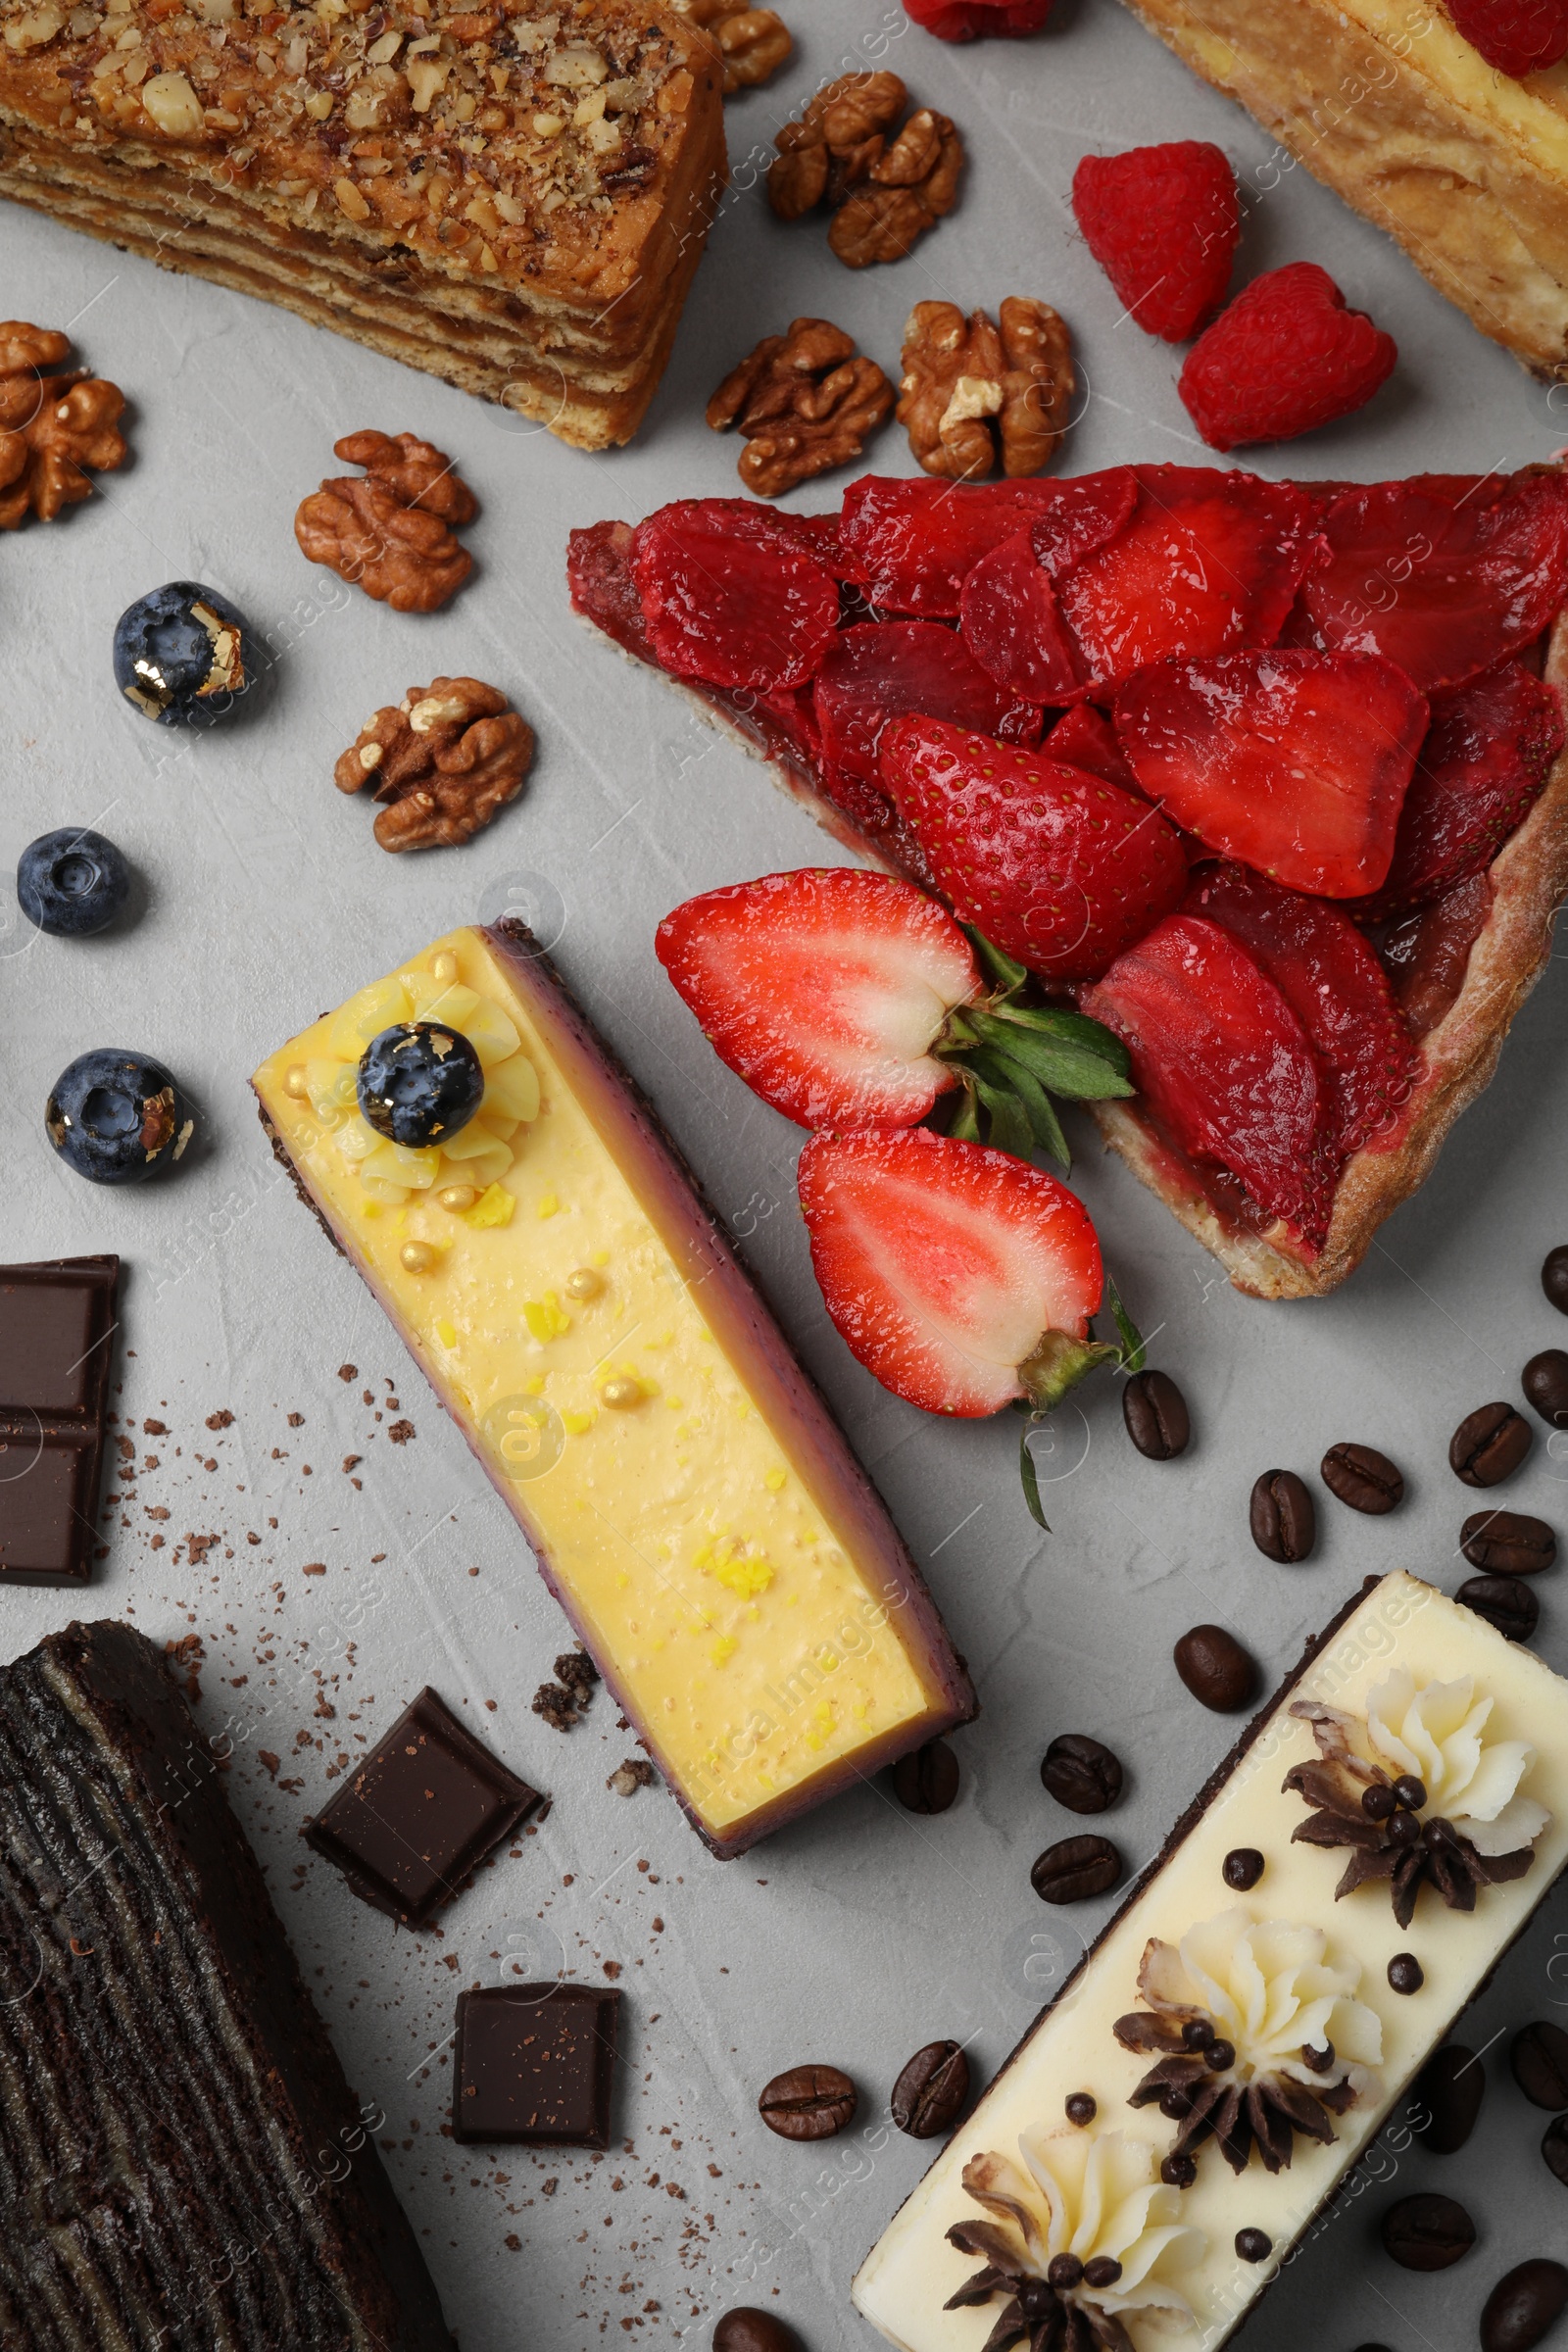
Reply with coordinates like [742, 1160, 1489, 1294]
[838, 475, 1097, 618]
[814, 620, 1043, 786]
[797, 1127, 1107, 1418]
[630, 499, 839, 691]
[1051, 467, 1324, 699]
[1287, 470, 1568, 691]
[1045, 704, 1139, 791]
[958, 471, 1139, 703]
[1349, 661, 1565, 921]
[1185, 862, 1414, 1153]
[880, 715, 1189, 982]
[1082, 912, 1334, 1242]
[1114, 648, 1429, 897]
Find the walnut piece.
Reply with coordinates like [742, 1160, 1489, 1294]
[830, 109, 964, 268]
[333, 677, 533, 853]
[898, 298, 1074, 479]
[0, 320, 127, 531]
[767, 71, 906, 220]
[707, 317, 894, 496]
[294, 430, 478, 612]
[768, 76, 963, 267]
[675, 0, 791, 90]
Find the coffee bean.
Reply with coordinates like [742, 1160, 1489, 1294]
[712, 2311, 804, 2352]
[1458, 1574, 1540, 1642]
[1544, 1246, 1568, 1316]
[1041, 1733, 1123, 1814]
[1250, 1468, 1316, 1562]
[1174, 1626, 1258, 1713]
[892, 1738, 958, 1815]
[1412, 2043, 1484, 2153]
[1222, 1847, 1264, 1890]
[1065, 2092, 1096, 2125]
[1235, 2229, 1272, 2263]
[1122, 1369, 1191, 1460]
[891, 2040, 969, 2139]
[758, 2064, 857, 2141]
[1524, 1348, 1568, 1429]
[1482, 2260, 1568, 2352]
[1388, 1953, 1425, 1997]
[1380, 2190, 1476, 2271]
[1451, 1402, 1533, 1488]
[1543, 2115, 1568, 2187]
[1031, 1834, 1121, 1904]
[1461, 1511, 1556, 1576]
[1321, 1442, 1405, 1514]
[1511, 2022, 1568, 2110]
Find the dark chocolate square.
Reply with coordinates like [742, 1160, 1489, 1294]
[304, 1687, 541, 1927]
[453, 1983, 619, 2146]
[0, 1439, 95, 1580]
[0, 1259, 117, 1418]
[0, 1258, 119, 1587]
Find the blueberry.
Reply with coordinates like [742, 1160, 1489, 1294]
[357, 1022, 483, 1149]
[114, 581, 253, 725]
[18, 828, 131, 937]
[46, 1050, 192, 1184]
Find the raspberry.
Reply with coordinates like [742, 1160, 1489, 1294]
[1071, 141, 1240, 342]
[1178, 264, 1396, 450]
[906, 0, 1054, 33]
[1446, 0, 1568, 75]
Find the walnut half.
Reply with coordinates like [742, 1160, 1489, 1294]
[707, 318, 894, 497]
[0, 320, 127, 530]
[295, 430, 478, 612]
[674, 0, 792, 91]
[898, 298, 1074, 480]
[767, 73, 962, 266]
[334, 678, 533, 853]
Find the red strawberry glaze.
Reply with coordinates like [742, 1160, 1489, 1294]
[839, 475, 1105, 618]
[814, 620, 1044, 785]
[630, 500, 839, 692]
[1045, 705, 1139, 792]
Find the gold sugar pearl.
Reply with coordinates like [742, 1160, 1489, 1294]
[564, 1267, 603, 1300]
[430, 950, 460, 983]
[438, 1184, 479, 1213]
[400, 1241, 438, 1273]
[599, 1376, 642, 1410]
[283, 1064, 310, 1100]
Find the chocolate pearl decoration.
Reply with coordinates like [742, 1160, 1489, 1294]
[1523, 1348, 1568, 1429]
[1174, 1625, 1257, 1712]
[1481, 2260, 1568, 2352]
[1047, 2255, 1084, 2291]
[1388, 1953, 1424, 1996]
[1082, 2258, 1122, 2289]
[1161, 2152, 1197, 2187]
[1249, 1468, 1316, 1562]
[1235, 2230, 1272, 2263]
[1362, 1782, 1397, 1822]
[1222, 1847, 1264, 1890]
[892, 1738, 958, 1815]
[1065, 2092, 1096, 2126]
[1122, 1368, 1191, 1459]
[1321, 1442, 1404, 1513]
[1450, 1402, 1533, 1487]
[1544, 1245, 1568, 1315]
[1392, 1773, 1427, 1809]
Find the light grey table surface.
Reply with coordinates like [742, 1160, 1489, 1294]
[10, 4, 1568, 2346]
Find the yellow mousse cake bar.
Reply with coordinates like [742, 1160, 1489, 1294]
[854, 1571, 1568, 2351]
[253, 921, 975, 1857]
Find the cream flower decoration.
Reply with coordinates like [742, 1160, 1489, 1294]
[1287, 1672, 1550, 1926]
[1114, 1909, 1382, 2180]
[946, 2128, 1204, 2348]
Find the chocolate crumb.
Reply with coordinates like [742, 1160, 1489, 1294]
[205, 1410, 234, 1431]
[388, 1420, 416, 1446]
[339, 1364, 358, 1381]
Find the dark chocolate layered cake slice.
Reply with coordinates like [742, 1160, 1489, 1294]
[0, 1618, 455, 2350]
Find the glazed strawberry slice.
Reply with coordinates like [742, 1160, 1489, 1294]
[1350, 661, 1564, 921]
[1052, 467, 1323, 698]
[1185, 863, 1415, 1154]
[1045, 704, 1139, 791]
[797, 1127, 1105, 1418]
[1082, 912, 1334, 1241]
[1114, 648, 1429, 897]
[958, 470, 1138, 702]
[839, 475, 1106, 618]
[1287, 471, 1568, 692]
[879, 715, 1188, 982]
[630, 499, 839, 692]
[813, 621, 1043, 785]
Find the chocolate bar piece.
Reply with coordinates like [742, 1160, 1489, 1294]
[0, 1253, 117, 1584]
[252, 925, 976, 1859]
[854, 1572, 1568, 2352]
[454, 1983, 619, 2147]
[0, 1618, 455, 2349]
[305, 1685, 542, 1928]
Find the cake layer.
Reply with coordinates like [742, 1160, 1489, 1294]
[0, 1618, 454, 2350]
[1117, 0, 1568, 374]
[252, 924, 976, 1857]
[854, 1572, 1568, 2351]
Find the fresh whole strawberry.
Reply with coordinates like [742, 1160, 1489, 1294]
[797, 1126, 1112, 1418]
[1178, 264, 1396, 451]
[1072, 142, 1241, 342]
[1185, 863, 1415, 1154]
[906, 0, 1054, 30]
[880, 715, 1189, 982]
[1348, 661, 1565, 920]
[1082, 912, 1334, 1243]
[1114, 648, 1430, 898]
[814, 620, 1043, 786]
[630, 499, 839, 692]
[1447, 0, 1568, 74]
[1285, 470, 1568, 692]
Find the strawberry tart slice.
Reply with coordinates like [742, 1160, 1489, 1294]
[567, 465, 1568, 1298]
